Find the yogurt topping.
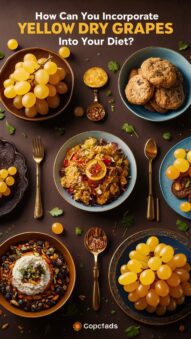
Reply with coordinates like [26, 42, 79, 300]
[12, 255, 51, 296]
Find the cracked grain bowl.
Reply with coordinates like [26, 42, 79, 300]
[53, 131, 137, 212]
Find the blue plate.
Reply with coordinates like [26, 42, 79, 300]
[108, 229, 191, 325]
[118, 47, 191, 122]
[160, 137, 191, 219]
[53, 131, 137, 212]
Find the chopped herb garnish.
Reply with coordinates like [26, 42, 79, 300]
[5, 120, 16, 135]
[49, 207, 64, 217]
[185, 180, 191, 188]
[111, 104, 115, 112]
[54, 126, 65, 135]
[125, 325, 140, 338]
[162, 132, 172, 141]
[0, 51, 5, 60]
[122, 210, 135, 237]
[179, 41, 189, 51]
[176, 219, 189, 232]
[20, 264, 45, 283]
[108, 60, 120, 73]
[106, 90, 112, 96]
[110, 309, 116, 314]
[0, 112, 5, 120]
[75, 227, 83, 236]
[122, 123, 139, 138]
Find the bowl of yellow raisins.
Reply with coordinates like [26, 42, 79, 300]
[0, 139, 28, 217]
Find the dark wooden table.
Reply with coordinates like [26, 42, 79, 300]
[0, 0, 191, 338]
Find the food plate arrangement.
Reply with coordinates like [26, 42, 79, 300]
[118, 47, 191, 122]
[0, 232, 76, 318]
[108, 229, 191, 325]
[53, 131, 137, 212]
[0, 139, 28, 217]
[160, 136, 191, 219]
[0, 47, 74, 121]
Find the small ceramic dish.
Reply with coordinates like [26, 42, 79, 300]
[118, 47, 191, 122]
[0, 47, 74, 121]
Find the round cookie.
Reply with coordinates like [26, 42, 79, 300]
[128, 68, 138, 80]
[144, 101, 156, 112]
[141, 57, 177, 88]
[125, 75, 154, 105]
[149, 97, 168, 114]
[155, 83, 185, 110]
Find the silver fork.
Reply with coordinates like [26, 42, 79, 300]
[32, 137, 45, 219]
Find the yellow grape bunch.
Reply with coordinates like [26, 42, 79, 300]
[118, 236, 191, 316]
[166, 148, 191, 213]
[0, 167, 17, 198]
[3, 53, 68, 118]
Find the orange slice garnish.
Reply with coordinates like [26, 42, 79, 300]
[85, 159, 107, 181]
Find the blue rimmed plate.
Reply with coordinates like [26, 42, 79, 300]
[108, 229, 191, 325]
[160, 136, 191, 219]
[118, 47, 191, 122]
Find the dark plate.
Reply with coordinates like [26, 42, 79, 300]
[0, 139, 28, 217]
[108, 229, 191, 325]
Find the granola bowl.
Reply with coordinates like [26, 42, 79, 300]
[0, 232, 76, 318]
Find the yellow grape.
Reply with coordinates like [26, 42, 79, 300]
[9, 73, 15, 81]
[24, 53, 37, 62]
[166, 165, 180, 180]
[118, 272, 137, 285]
[0, 169, 8, 179]
[57, 67, 66, 80]
[3, 79, 14, 88]
[129, 250, 147, 262]
[14, 68, 29, 81]
[187, 150, 191, 163]
[8, 167, 17, 176]
[38, 57, 47, 65]
[3, 187, 11, 197]
[159, 295, 170, 306]
[48, 72, 60, 85]
[172, 253, 187, 268]
[167, 272, 181, 287]
[13, 95, 23, 109]
[155, 280, 169, 297]
[7, 38, 18, 50]
[136, 284, 149, 298]
[34, 84, 49, 99]
[174, 148, 186, 159]
[174, 268, 190, 281]
[157, 265, 172, 280]
[36, 99, 49, 115]
[136, 243, 150, 256]
[47, 94, 60, 109]
[146, 289, 160, 307]
[181, 281, 191, 296]
[47, 84, 56, 97]
[160, 245, 174, 263]
[14, 81, 31, 95]
[4, 85, 16, 98]
[146, 305, 156, 313]
[15, 62, 24, 69]
[176, 295, 185, 305]
[183, 263, 191, 271]
[44, 61, 57, 75]
[134, 298, 147, 311]
[156, 305, 166, 316]
[23, 60, 38, 73]
[25, 106, 37, 118]
[123, 281, 139, 292]
[35, 69, 49, 85]
[120, 264, 128, 274]
[180, 202, 191, 212]
[148, 256, 162, 270]
[0, 182, 7, 193]
[59, 46, 71, 58]
[127, 259, 142, 273]
[146, 236, 159, 251]
[56, 82, 68, 94]
[167, 298, 177, 311]
[154, 243, 166, 256]
[22, 92, 36, 108]
[174, 158, 189, 172]
[5, 176, 15, 186]
[140, 269, 155, 285]
[128, 290, 139, 302]
[169, 285, 183, 298]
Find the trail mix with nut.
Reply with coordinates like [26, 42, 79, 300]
[0, 239, 70, 312]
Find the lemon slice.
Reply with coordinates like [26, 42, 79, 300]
[83, 67, 108, 88]
[85, 159, 107, 181]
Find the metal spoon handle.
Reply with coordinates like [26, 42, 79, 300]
[147, 160, 155, 220]
[93, 89, 99, 103]
[92, 264, 100, 311]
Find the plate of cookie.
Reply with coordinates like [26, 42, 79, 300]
[119, 47, 191, 122]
